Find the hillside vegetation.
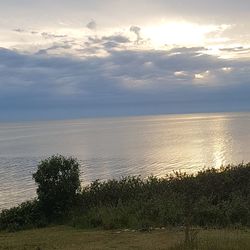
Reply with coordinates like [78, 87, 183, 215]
[0, 156, 249, 233]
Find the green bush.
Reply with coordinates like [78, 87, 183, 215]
[33, 155, 81, 220]
[0, 200, 47, 231]
[74, 164, 250, 230]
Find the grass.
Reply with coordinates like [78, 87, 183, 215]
[0, 226, 249, 250]
[171, 229, 250, 250]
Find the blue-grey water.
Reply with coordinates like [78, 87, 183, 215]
[1, 112, 250, 209]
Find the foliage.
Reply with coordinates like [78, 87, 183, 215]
[0, 200, 47, 231]
[32, 155, 81, 220]
[1, 159, 250, 232]
[74, 163, 250, 230]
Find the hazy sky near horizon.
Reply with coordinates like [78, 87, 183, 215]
[0, 0, 250, 120]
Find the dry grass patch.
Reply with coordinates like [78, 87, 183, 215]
[0, 226, 249, 250]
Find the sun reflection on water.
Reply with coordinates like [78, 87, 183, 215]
[0, 112, 249, 209]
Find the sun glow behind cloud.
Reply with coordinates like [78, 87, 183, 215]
[142, 21, 225, 48]
[1, 18, 249, 61]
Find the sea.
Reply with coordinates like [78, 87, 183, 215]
[1, 112, 250, 209]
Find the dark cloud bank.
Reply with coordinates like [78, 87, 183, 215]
[0, 46, 250, 121]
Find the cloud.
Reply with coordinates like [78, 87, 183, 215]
[0, 0, 249, 121]
[86, 20, 97, 30]
[36, 43, 72, 55]
[0, 46, 250, 120]
[220, 47, 244, 52]
[2, 0, 250, 30]
[102, 35, 130, 44]
[41, 32, 68, 39]
[219, 47, 250, 54]
[13, 28, 25, 33]
[101, 35, 131, 50]
[130, 26, 142, 43]
[80, 34, 131, 54]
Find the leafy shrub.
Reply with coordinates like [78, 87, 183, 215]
[75, 164, 250, 229]
[0, 200, 47, 231]
[33, 155, 81, 220]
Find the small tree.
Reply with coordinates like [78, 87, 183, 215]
[33, 155, 81, 220]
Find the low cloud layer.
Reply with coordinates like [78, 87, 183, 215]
[0, 46, 250, 120]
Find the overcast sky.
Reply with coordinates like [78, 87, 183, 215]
[0, 0, 250, 121]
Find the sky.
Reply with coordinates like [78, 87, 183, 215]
[0, 0, 250, 121]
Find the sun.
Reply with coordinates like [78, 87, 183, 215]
[142, 21, 220, 48]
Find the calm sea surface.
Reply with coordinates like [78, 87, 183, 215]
[1, 112, 250, 209]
